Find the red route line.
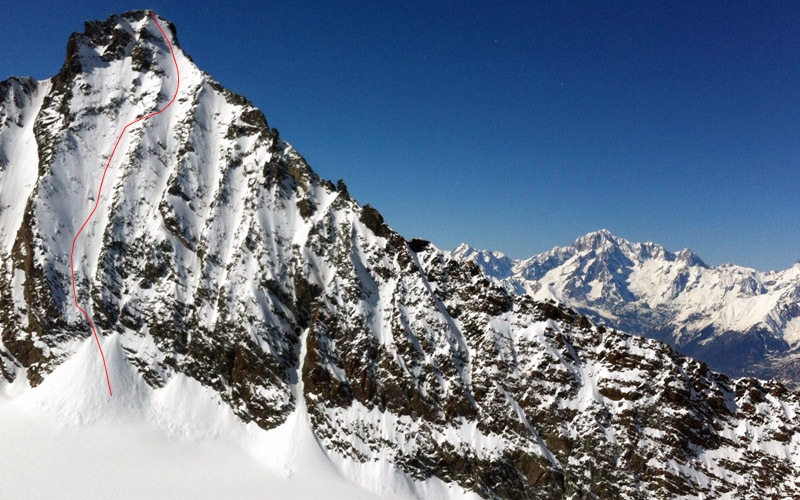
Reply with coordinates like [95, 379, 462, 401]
[69, 12, 180, 396]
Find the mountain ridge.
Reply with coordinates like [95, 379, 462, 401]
[1, 11, 800, 499]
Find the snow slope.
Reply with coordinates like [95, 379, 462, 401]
[0, 334, 474, 500]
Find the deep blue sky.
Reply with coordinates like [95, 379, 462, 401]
[2, 1, 798, 271]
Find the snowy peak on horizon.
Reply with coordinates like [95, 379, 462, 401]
[453, 229, 800, 385]
[450, 242, 515, 279]
[453, 229, 709, 282]
[570, 229, 705, 267]
[554, 229, 707, 268]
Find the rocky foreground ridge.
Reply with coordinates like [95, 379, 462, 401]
[0, 11, 798, 499]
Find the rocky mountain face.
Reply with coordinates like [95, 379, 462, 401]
[1, 11, 800, 499]
[453, 230, 800, 387]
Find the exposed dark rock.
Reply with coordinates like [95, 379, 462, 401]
[359, 204, 391, 239]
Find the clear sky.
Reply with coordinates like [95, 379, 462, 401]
[2, 1, 798, 271]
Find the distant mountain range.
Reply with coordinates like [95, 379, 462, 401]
[452, 229, 800, 386]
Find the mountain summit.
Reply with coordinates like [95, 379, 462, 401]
[1, 11, 799, 499]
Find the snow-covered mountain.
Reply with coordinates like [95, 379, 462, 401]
[2, 11, 800, 499]
[453, 229, 800, 386]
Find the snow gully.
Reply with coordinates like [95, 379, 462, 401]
[69, 12, 180, 396]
